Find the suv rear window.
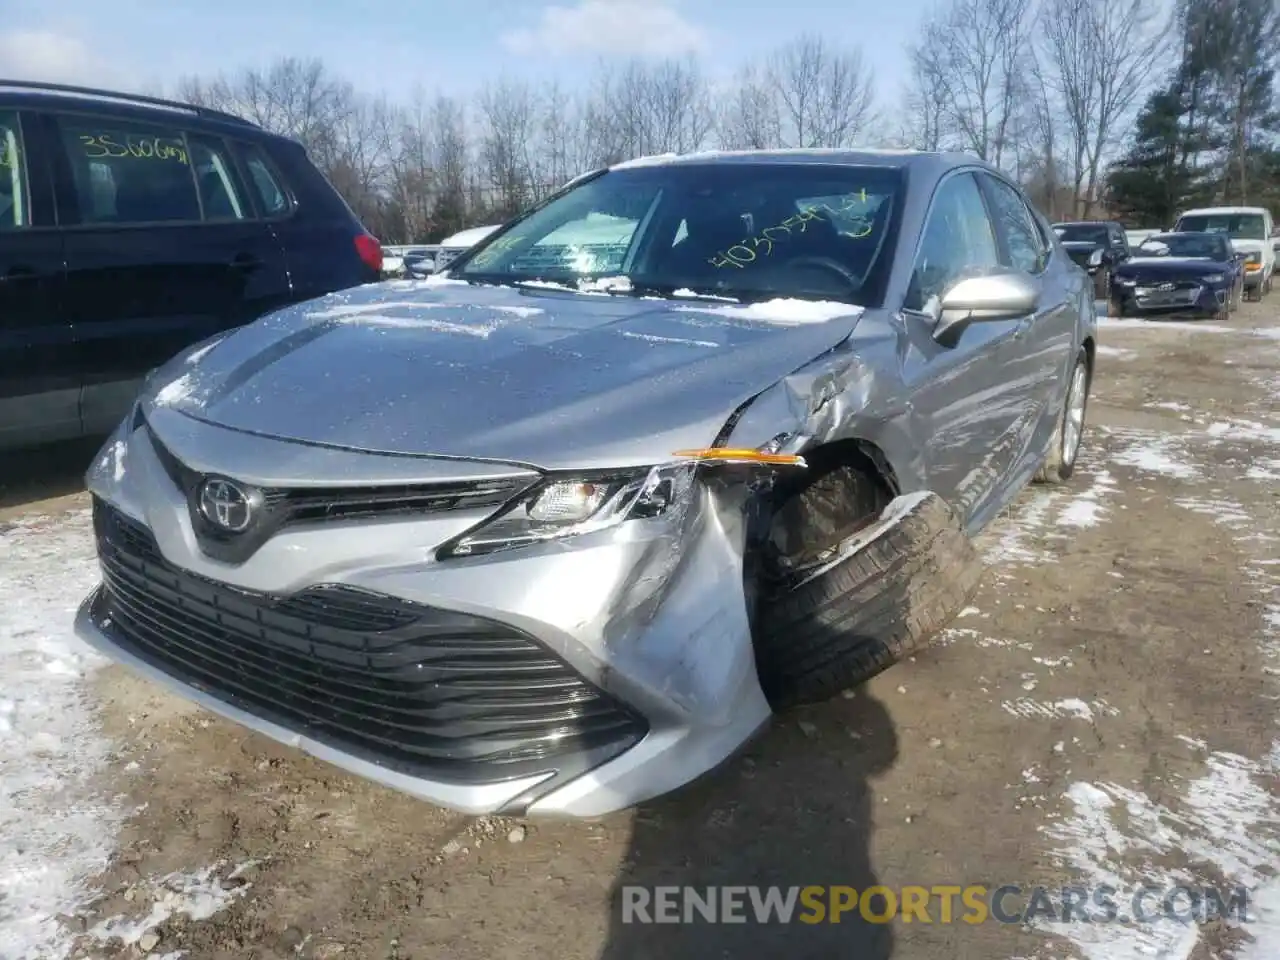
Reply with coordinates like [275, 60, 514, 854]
[238, 144, 290, 217]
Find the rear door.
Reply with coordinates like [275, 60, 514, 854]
[49, 112, 291, 435]
[0, 108, 76, 448]
[897, 170, 1031, 528]
[978, 173, 1076, 481]
[236, 138, 377, 300]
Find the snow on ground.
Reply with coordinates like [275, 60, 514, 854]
[0, 509, 119, 960]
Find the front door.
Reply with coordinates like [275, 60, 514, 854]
[0, 108, 75, 449]
[977, 173, 1076, 490]
[897, 171, 1032, 530]
[48, 113, 291, 435]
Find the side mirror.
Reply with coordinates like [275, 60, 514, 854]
[1235, 251, 1250, 262]
[932, 270, 1040, 345]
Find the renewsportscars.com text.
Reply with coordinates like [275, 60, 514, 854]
[619, 884, 1251, 925]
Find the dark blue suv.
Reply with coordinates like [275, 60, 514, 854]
[0, 80, 383, 451]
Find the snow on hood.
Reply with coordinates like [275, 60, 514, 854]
[142, 282, 867, 471]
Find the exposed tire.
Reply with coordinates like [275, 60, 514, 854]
[753, 492, 983, 710]
[1034, 347, 1091, 485]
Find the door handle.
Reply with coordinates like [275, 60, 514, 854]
[1, 265, 42, 282]
[230, 253, 262, 271]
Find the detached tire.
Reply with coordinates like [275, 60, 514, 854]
[754, 493, 983, 709]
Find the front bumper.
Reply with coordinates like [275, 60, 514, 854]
[1112, 281, 1227, 318]
[74, 411, 773, 817]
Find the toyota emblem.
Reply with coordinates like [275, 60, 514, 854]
[1157, 282, 1175, 291]
[198, 477, 256, 533]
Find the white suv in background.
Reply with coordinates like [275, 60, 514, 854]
[1173, 206, 1275, 300]
[433, 224, 501, 272]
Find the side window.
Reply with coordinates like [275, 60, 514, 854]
[238, 144, 290, 217]
[982, 175, 1047, 274]
[906, 173, 1000, 311]
[188, 136, 248, 221]
[59, 117, 200, 224]
[0, 111, 29, 230]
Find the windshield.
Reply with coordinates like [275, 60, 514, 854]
[1137, 233, 1230, 260]
[1176, 213, 1267, 241]
[1053, 224, 1109, 245]
[451, 163, 904, 306]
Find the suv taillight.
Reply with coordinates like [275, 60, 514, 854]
[354, 233, 383, 275]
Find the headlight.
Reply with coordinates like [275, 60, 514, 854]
[1202, 273, 1225, 283]
[1116, 276, 1136, 286]
[439, 463, 696, 558]
[1089, 248, 1103, 266]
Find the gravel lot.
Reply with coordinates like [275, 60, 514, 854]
[3, 300, 1279, 960]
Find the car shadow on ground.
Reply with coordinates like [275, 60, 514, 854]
[0, 436, 105, 512]
[597, 690, 898, 960]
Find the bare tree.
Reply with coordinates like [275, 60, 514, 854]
[476, 79, 540, 218]
[716, 63, 783, 150]
[178, 58, 351, 165]
[771, 35, 878, 148]
[589, 57, 715, 161]
[912, 0, 1034, 167]
[1039, 0, 1171, 216]
[901, 42, 950, 150]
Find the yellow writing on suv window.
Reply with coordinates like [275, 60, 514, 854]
[0, 142, 16, 169]
[78, 134, 188, 165]
[708, 191, 874, 269]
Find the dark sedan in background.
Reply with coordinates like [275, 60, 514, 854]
[1110, 231, 1245, 321]
[1052, 220, 1132, 299]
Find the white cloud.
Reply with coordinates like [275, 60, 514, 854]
[0, 28, 130, 88]
[500, 0, 706, 58]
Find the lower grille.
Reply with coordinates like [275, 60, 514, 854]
[91, 499, 646, 784]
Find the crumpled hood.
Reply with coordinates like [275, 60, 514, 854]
[143, 279, 866, 471]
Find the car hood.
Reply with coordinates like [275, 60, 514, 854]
[143, 278, 866, 471]
[1117, 257, 1230, 276]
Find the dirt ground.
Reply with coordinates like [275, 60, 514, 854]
[6, 298, 1280, 960]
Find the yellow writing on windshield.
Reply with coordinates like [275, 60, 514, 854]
[708, 190, 876, 269]
[79, 133, 188, 164]
[0, 142, 15, 170]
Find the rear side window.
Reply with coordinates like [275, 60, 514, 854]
[0, 111, 30, 229]
[238, 144, 290, 217]
[188, 136, 248, 221]
[59, 117, 201, 224]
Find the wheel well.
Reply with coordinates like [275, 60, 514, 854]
[743, 438, 899, 588]
[1081, 335, 1095, 371]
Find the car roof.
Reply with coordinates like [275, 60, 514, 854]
[0, 79, 284, 142]
[1052, 220, 1117, 226]
[609, 148, 989, 178]
[1179, 206, 1270, 217]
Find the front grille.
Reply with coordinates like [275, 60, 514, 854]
[1131, 277, 1201, 291]
[91, 499, 647, 784]
[145, 426, 535, 563]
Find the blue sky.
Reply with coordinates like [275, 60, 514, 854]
[0, 0, 924, 108]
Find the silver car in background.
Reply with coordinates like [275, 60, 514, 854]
[76, 150, 1096, 817]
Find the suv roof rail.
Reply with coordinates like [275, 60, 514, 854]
[0, 79, 258, 127]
